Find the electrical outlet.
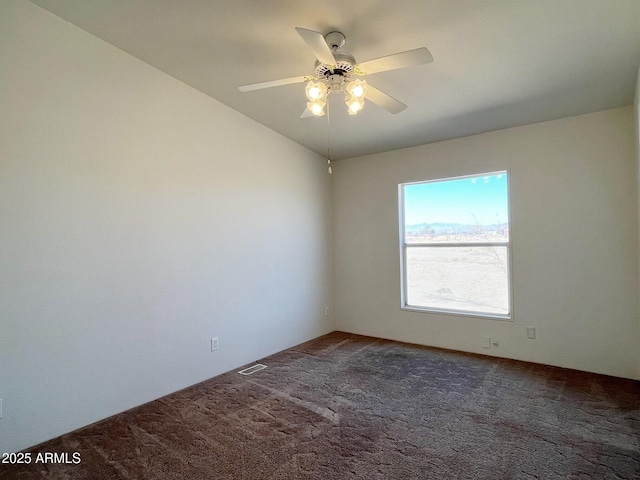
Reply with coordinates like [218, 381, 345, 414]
[482, 336, 491, 349]
[325, 306, 329, 317]
[526, 327, 536, 339]
[211, 337, 219, 351]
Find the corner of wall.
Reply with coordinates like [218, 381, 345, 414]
[635, 66, 640, 379]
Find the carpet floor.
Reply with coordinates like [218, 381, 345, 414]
[2, 332, 639, 479]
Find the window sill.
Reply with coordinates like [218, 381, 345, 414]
[401, 305, 513, 322]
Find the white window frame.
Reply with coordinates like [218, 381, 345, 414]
[399, 171, 513, 320]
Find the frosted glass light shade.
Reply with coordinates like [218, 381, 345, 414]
[346, 79, 367, 99]
[307, 99, 326, 116]
[305, 81, 328, 101]
[346, 95, 364, 115]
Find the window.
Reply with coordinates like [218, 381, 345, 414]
[399, 171, 511, 319]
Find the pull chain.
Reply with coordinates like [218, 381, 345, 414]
[326, 96, 332, 174]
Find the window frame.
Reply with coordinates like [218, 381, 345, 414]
[398, 171, 513, 321]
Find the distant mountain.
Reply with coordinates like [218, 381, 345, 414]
[405, 222, 508, 235]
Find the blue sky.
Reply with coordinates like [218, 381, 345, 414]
[403, 172, 509, 225]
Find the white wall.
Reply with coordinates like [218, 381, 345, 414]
[333, 107, 639, 380]
[635, 67, 640, 377]
[0, 0, 333, 453]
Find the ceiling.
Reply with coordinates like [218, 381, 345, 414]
[28, 0, 640, 160]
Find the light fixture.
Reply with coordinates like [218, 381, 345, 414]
[305, 81, 327, 101]
[305, 81, 328, 115]
[346, 79, 367, 99]
[307, 99, 326, 116]
[305, 79, 368, 116]
[345, 95, 364, 115]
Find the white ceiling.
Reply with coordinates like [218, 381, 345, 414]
[29, 0, 640, 160]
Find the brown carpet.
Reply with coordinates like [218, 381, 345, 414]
[3, 332, 639, 479]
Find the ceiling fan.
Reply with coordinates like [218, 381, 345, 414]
[239, 27, 433, 117]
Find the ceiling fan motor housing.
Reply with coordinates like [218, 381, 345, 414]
[327, 74, 346, 93]
[315, 52, 356, 78]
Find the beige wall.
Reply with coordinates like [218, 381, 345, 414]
[0, 0, 333, 453]
[635, 67, 640, 377]
[333, 107, 639, 380]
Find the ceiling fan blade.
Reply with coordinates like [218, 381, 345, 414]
[366, 85, 407, 114]
[295, 27, 336, 66]
[356, 47, 433, 75]
[300, 108, 314, 118]
[239, 75, 308, 92]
